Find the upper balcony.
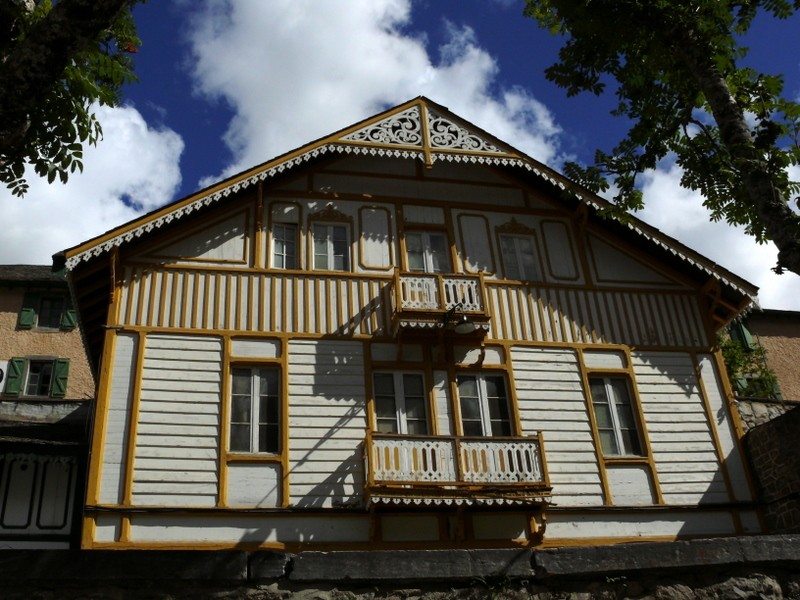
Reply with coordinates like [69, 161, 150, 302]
[364, 432, 551, 507]
[388, 269, 491, 335]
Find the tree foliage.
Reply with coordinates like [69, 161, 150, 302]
[719, 330, 780, 399]
[524, 0, 800, 276]
[0, 0, 141, 196]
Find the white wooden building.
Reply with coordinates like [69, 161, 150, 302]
[57, 97, 760, 550]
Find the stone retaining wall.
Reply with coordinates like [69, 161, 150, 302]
[746, 407, 800, 532]
[2, 535, 800, 599]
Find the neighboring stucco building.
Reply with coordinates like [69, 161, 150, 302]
[0, 265, 94, 548]
[743, 309, 800, 402]
[59, 97, 760, 550]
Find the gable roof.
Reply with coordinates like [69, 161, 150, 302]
[0, 264, 67, 287]
[55, 96, 758, 359]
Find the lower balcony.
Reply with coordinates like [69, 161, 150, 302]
[364, 432, 551, 506]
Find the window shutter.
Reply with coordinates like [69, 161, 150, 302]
[50, 359, 70, 398]
[730, 322, 755, 350]
[17, 293, 38, 329]
[60, 307, 77, 330]
[4, 358, 26, 397]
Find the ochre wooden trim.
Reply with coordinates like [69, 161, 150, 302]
[620, 346, 664, 505]
[280, 338, 290, 507]
[255, 182, 264, 269]
[218, 336, 232, 508]
[575, 347, 612, 504]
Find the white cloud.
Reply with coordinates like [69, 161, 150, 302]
[187, 0, 564, 184]
[0, 105, 184, 264]
[638, 163, 800, 311]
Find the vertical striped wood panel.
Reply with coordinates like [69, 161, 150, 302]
[119, 267, 707, 349]
[287, 339, 367, 508]
[120, 267, 392, 336]
[510, 346, 605, 505]
[487, 284, 707, 348]
[632, 351, 729, 505]
[132, 333, 221, 507]
[99, 333, 137, 505]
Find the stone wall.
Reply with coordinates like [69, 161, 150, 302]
[2, 536, 800, 599]
[746, 406, 800, 533]
[737, 397, 795, 430]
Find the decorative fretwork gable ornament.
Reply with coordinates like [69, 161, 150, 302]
[340, 104, 506, 165]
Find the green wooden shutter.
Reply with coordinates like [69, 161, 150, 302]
[50, 359, 70, 398]
[17, 293, 38, 329]
[4, 358, 26, 397]
[60, 307, 77, 330]
[730, 322, 755, 350]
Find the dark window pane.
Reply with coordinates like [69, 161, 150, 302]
[460, 396, 481, 420]
[230, 424, 250, 452]
[462, 421, 483, 436]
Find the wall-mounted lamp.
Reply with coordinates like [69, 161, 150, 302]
[442, 302, 477, 335]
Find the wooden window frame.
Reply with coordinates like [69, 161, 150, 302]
[498, 233, 541, 282]
[456, 373, 512, 437]
[271, 222, 299, 270]
[17, 292, 76, 331]
[373, 371, 429, 435]
[311, 222, 351, 272]
[3, 357, 69, 399]
[229, 365, 281, 455]
[404, 229, 451, 274]
[588, 375, 644, 458]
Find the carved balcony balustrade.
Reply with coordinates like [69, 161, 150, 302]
[388, 269, 491, 335]
[364, 432, 551, 506]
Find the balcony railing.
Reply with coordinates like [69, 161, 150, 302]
[389, 270, 490, 333]
[364, 432, 551, 505]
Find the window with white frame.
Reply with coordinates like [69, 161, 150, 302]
[230, 367, 280, 453]
[272, 223, 298, 269]
[499, 234, 540, 281]
[312, 223, 350, 271]
[373, 372, 428, 435]
[589, 376, 643, 456]
[456, 374, 511, 437]
[405, 231, 450, 273]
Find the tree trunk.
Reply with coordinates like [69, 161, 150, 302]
[673, 31, 800, 277]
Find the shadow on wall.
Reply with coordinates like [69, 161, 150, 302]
[744, 406, 800, 533]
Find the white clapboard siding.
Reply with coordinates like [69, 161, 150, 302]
[511, 346, 604, 505]
[288, 340, 367, 508]
[99, 333, 137, 505]
[433, 370, 452, 436]
[486, 284, 707, 348]
[131, 334, 221, 507]
[697, 354, 752, 501]
[633, 352, 730, 505]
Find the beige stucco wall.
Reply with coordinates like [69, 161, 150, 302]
[0, 286, 94, 401]
[746, 312, 800, 403]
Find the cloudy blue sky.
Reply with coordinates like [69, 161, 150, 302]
[1, 0, 799, 309]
